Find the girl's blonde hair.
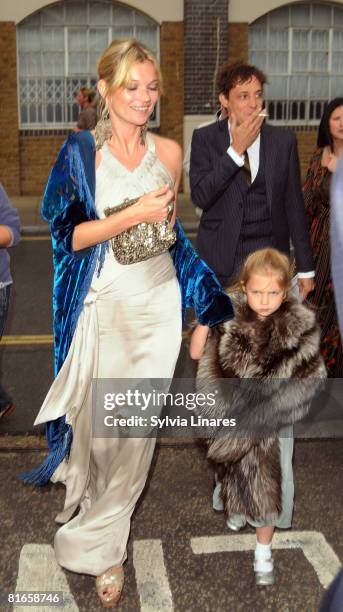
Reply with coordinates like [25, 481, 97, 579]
[97, 38, 163, 96]
[239, 248, 292, 292]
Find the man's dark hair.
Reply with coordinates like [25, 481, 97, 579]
[317, 97, 343, 150]
[216, 61, 267, 96]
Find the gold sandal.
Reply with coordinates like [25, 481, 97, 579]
[96, 565, 124, 608]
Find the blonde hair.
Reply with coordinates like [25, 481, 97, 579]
[97, 38, 163, 99]
[239, 248, 292, 292]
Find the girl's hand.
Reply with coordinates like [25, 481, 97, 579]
[134, 185, 174, 224]
[189, 324, 210, 360]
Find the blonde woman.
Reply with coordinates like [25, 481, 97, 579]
[21, 39, 233, 607]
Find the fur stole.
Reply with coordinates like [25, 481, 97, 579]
[196, 300, 326, 520]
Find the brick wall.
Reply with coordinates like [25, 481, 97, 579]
[19, 135, 66, 196]
[184, 0, 229, 114]
[295, 129, 318, 181]
[160, 22, 184, 146]
[0, 22, 20, 195]
[228, 23, 249, 63]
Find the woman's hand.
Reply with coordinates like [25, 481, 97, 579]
[134, 185, 174, 224]
[72, 184, 174, 252]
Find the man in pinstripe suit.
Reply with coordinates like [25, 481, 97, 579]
[190, 62, 314, 298]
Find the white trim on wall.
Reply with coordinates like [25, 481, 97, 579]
[183, 114, 215, 193]
[229, 0, 343, 24]
[0, 0, 183, 25]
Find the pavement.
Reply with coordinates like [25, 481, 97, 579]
[1, 193, 343, 612]
[1, 440, 342, 611]
[11, 193, 201, 235]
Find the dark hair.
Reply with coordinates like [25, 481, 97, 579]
[317, 98, 343, 150]
[216, 61, 267, 96]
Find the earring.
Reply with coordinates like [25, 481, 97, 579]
[140, 121, 148, 146]
[140, 104, 155, 145]
[94, 98, 112, 150]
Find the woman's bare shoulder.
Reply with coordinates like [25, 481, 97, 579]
[151, 133, 182, 179]
[151, 133, 182, 158]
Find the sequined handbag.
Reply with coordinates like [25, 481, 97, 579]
[104, 197, 177, 265]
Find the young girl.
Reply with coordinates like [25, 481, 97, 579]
[190, 248, 326, 586]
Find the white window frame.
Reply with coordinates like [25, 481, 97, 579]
[17, 0, 160, 130]
[249, 3, 343, 126]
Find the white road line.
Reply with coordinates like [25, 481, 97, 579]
[191, 531, 341, 589]
[133, 539, 173, 611]
[13, 533, 341, 611]
[14, 544, 79, 612]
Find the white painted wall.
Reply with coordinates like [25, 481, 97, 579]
[0, 0, 183, 25]
[229, 0, 343, 23]
[183, 114, 215, 192]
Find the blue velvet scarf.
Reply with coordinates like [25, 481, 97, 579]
[21, 130, 233, 485]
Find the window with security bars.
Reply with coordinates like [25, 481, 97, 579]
[249, 3, 343, 125]
[17, 0, 159, 129]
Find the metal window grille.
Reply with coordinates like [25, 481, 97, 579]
[17, 0, 160, 130]
[249, 3, 343, 125]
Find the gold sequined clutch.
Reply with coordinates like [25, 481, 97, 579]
[104, 197, 177, 265]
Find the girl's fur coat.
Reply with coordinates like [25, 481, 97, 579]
[196, 300, 326, 521]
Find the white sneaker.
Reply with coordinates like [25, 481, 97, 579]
[255, 570, 275, 586]
[254, 558, 275, 586]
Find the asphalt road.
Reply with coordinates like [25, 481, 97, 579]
[1, 235, 343, 612]
[1, 441, 343, 611]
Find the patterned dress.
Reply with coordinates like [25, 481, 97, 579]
[303, 147, 343, 377]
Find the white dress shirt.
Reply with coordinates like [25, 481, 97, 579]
[226, 121, 314, 280]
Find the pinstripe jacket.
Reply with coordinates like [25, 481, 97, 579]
[190, 120, 314, 286]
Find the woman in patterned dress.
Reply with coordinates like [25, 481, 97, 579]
[303, 98, 343, 377]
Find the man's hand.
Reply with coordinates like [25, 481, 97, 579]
[298, 277, 315, 300]
[230, 110, 265, 156]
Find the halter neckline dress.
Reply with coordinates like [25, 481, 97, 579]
[35, 133, 182, 575]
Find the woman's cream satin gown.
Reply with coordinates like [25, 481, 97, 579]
[35, 134, 182, 575]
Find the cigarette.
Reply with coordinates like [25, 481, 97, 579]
[258, 112, 268, 117]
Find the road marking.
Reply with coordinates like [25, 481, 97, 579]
[1, 332, 188, 345]
[191, 531, 341, 589]
[12, 533, 341, 610]
[133, 540, 173, 611]
[14, 541, 174, 612]
[14, 544, 78, 612]
[1, 335, 53, 345]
